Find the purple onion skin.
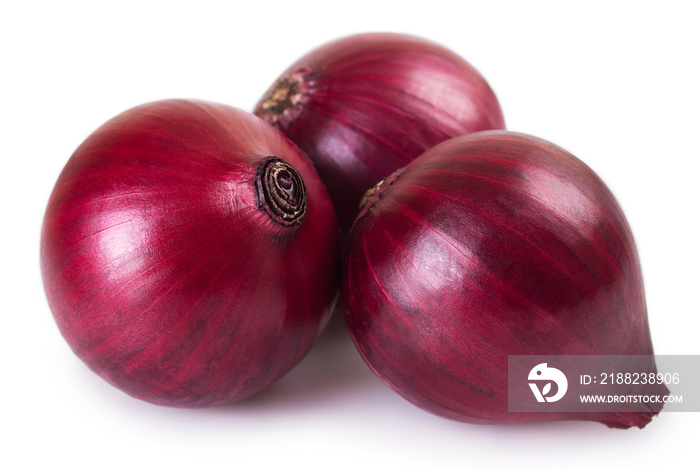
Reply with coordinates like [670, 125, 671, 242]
[343, 131, 664, 428]
[254, 33, 505, 233]
[41, 99, 340, 407]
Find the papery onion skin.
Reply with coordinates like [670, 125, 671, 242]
[41, 99, 340, 407]
[254, 32, 505, 233]
[343, 131, 664, 428]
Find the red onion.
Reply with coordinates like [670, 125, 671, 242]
[41, 99, 340, 407]
[254, 33, 505, 233]
[343, 131, 663, 428]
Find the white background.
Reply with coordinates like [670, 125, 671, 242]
[2, 1, 699, 468]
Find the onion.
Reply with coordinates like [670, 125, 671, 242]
[254, 33, 505, 233]
[343, 131, 664, 428]
[41, 99, 340, 407]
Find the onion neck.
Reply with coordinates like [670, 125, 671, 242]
[257, 68, 311, 127]
[353, 168, 405, 230]
[256, 157, 307, 227]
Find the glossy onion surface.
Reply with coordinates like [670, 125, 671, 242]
[41, 100, 340, 407]
[343, 131, 662, 428]
[254, 33, 505, 232]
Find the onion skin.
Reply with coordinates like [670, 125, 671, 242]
[254, 33, 505, 233]
[41, 99, 340, 407]
[343, 131, 664, 428]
